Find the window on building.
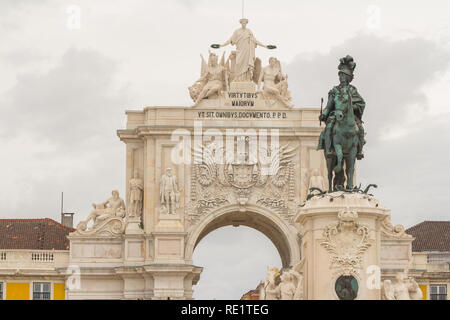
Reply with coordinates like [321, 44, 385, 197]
[430, 285, 447, 300]
[0, 282, 3, 300]
[33, 282, 51, 300]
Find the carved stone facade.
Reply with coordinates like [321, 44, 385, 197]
[61, 20, 422, 300]
[63, 89, 421, 300]
[187, 141, 299, 227]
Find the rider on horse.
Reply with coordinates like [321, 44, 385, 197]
[317, 55, 366, 160]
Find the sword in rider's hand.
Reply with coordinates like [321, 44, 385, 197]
[319, 97, 324, 126]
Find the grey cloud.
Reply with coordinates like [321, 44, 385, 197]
[0, 47, 129, 224]
[359, 112, 450, 228]
[0, 0, 51, 17]
[2, 47, 129, 151]
[0, 49, 48, 66]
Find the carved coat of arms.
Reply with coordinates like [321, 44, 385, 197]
[187, 138, 298, 225]
[321, 208, 371, 276]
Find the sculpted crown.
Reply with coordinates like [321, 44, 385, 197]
[337, 207, 358, 223]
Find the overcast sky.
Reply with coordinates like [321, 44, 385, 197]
[1, 0, 449, 300]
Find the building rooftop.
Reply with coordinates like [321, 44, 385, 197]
[406, 221, 450, 252]
[0, 218, 74, 250]
[240, 282, 264, 300]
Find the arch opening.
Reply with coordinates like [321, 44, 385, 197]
[192, 225, 282, 299]
[195, 211, 292, 267]
[185, 206, 301, 268]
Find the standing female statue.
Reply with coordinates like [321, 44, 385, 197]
[215, 18, 274, 82]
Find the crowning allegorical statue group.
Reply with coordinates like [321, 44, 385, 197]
[189, 18, 292, 108]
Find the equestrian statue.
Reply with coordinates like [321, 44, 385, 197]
[317, 55, 366, 192]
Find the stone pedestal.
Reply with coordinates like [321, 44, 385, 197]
[295, 192, 389, 300]
[125, 217, 144, 234]
[229, 81, 256, 92]
[146, 264, 202, 300]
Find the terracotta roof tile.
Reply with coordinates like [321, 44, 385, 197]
[0, 218, 74, 250]
[406, 221, 450, 252]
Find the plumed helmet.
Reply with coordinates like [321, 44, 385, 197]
[338, 55, 356, 77]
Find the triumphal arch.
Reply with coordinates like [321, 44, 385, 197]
[66, 19, 420, 300]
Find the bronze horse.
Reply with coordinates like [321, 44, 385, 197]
[326, 89, 359, 191]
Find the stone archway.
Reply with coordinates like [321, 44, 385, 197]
[185, 204, 301, 268]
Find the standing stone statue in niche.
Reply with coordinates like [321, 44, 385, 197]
[128, 169, 143, 219]
[317, 55, 366, 191]
[257, 57, 292, 108]
[160, 167, 180, 214]
[212, 18, 275, 82]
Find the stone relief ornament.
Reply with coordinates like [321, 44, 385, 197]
[187, 139, 298, 226]
[75, 190, 126, 236]
[320, 208, 371, 276]
[381, 215, 412, 239]
[257, 57, 292, 108]
[160, 167, 180, 215]
[189, 51, 228, 106]
[260, 265, 304, 300]
[382, 270, 423, 300]
[128, 169, 143, 220]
